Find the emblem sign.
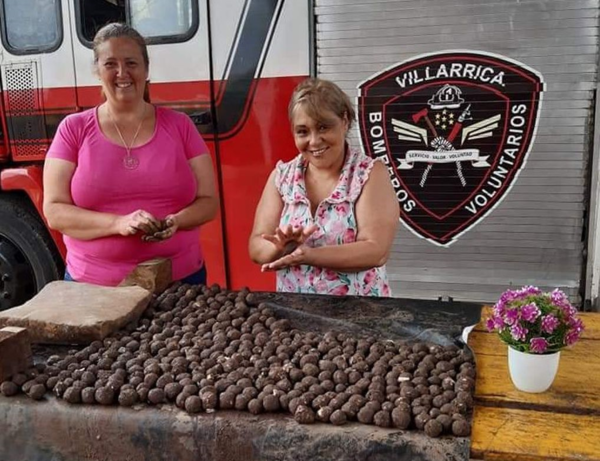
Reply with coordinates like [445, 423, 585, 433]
[358, 51, 544, 246]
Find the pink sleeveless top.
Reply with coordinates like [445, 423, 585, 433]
[275, 148, 391, 297]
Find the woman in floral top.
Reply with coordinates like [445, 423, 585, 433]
[249, 78, 398, 296]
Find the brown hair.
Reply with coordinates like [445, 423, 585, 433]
[92, 23, 151, 102]
[288, 78, 355, 131]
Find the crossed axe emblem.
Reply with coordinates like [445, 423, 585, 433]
[392, 104, 499, 188]
[412, 105, 472, 187]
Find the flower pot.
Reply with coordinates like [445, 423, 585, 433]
[507, 346, 560, 393]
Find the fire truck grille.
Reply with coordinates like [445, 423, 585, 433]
[5, 67, 37, 112]
[2, 62, 48, 160]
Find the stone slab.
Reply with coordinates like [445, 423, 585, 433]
[0, 327, 32, 381]
[119, 258, 172, 294]
[0, 281, 152, 345]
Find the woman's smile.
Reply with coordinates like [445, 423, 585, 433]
[309, 147, 328, 157]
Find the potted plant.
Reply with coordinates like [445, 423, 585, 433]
[486, 285, 584, 393]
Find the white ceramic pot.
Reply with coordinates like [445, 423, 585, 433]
[507, 346, 560, 393]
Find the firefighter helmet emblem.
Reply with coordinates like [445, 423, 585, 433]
[358, 51, 544, 246]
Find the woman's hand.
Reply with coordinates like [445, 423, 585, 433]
[261, 244, 311, 272]
[142, 215, 179, 242]
[116, 209, 162, 237]
[261, 224, 317, 257]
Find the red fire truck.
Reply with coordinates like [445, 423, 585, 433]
[0, 0, 311, 310]
[1, 0, 598, 310]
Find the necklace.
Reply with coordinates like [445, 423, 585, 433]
[107, 104, 147, 170]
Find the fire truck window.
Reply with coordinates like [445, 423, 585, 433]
[1, 0, 61, 53]
[79, 0, 126, 42]
[129, 0, 194, 39]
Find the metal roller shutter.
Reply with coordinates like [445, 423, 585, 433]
[315, 0, 599, 303]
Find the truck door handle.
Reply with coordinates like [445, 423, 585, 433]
[190, 111, 212, 125]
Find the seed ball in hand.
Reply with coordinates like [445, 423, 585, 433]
[373, 410, 391, 428]
[95, 387, 115, 405]
[294, 405, 315, 424]
[452, 419, 471, 436]
[1, 381, 19, 397]
[330, 409, 347, 426]
[184, 395, 203, 414]
[28, 384, 46, 401]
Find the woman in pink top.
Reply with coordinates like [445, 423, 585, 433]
[249, 78, 399, 297]
[43, 23, 218, 286]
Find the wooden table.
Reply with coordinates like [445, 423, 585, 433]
[469, 310, 600, 461]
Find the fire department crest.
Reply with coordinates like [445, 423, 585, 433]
[358, 51, 544, 246]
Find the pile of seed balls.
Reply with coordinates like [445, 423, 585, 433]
[0, 283, 475, 438]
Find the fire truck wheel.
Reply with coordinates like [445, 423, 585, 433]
[0, 195, 63, 311]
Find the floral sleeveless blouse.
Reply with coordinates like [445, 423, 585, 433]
[274, 148, 391, 297]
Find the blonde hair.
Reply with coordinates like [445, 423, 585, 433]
[93, 23, 151, 103]
[288, 78, 355, 130]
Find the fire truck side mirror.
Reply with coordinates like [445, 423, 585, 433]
[190, 111, 212, 126]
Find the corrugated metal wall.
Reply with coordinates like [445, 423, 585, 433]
[315, 0, 599, 303]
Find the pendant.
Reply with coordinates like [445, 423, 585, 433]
[123, 155, 139, 170]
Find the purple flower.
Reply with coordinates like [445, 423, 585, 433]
[510, 324, 528, 342]
[493, 315, 505, 330]
[519, 285, 542, 297]
[521, 302, 541, 322]
[493, 302, 506, 317]
[504, 308, 520, 326]
[485, 318, 495, 332]
[541, 315, 559, 334]
[565, 329, 581, 346]
[551, 289, 577, 317]
[530, 337, 548, 354]
[568, 317, 584, 333]
[550, 288, 568, 304]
